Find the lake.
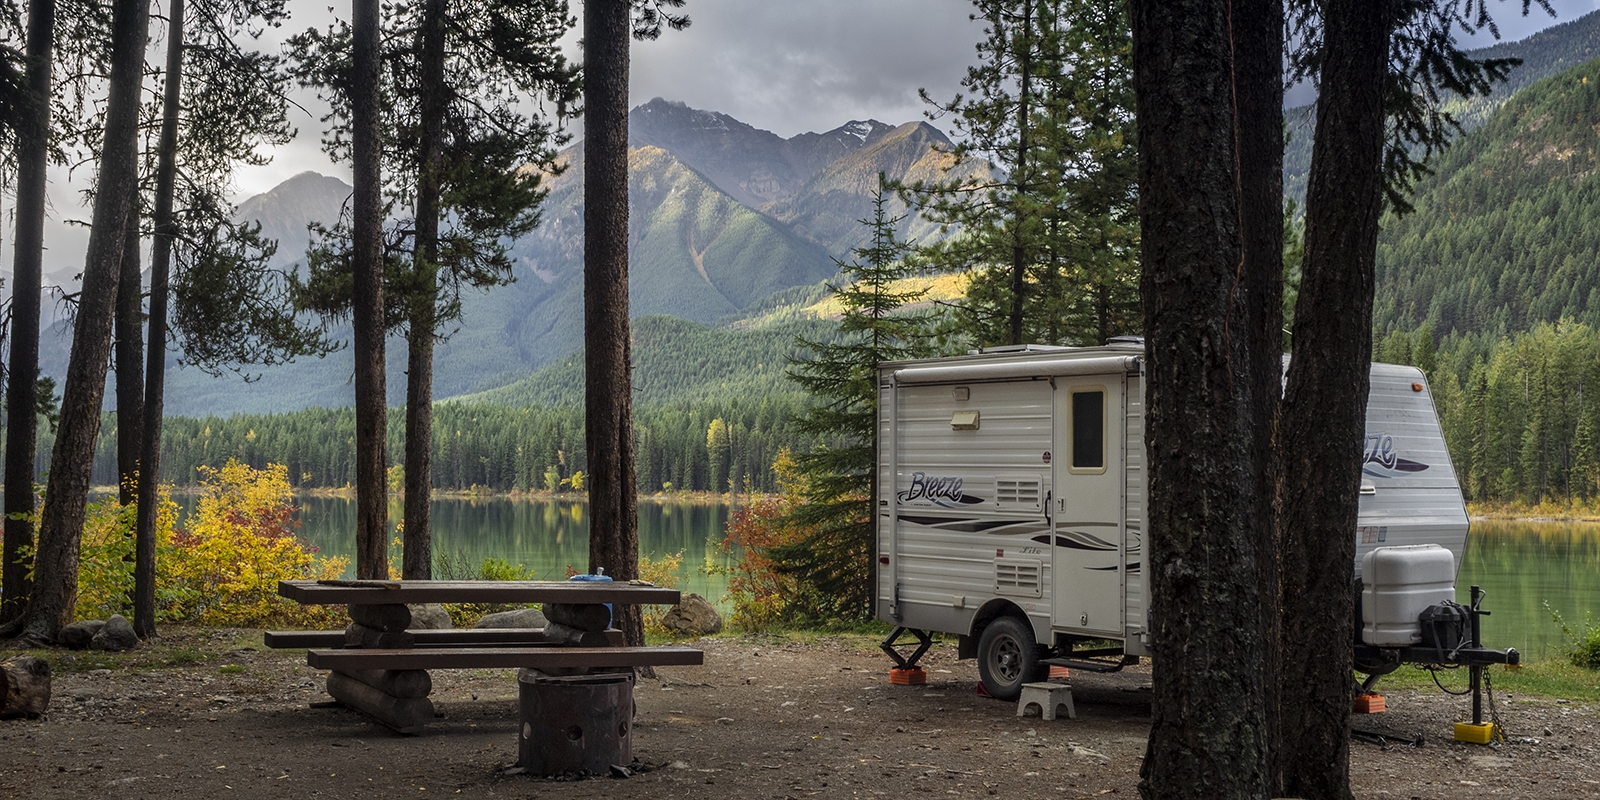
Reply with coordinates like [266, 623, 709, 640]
[264, 497, 1596, 659]
[286, 496, 739, 606]
[1460, 519, 1600, 662]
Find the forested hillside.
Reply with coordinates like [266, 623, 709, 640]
[1372, 55, 1600, 336]
[76, 395, 817, 495]
[1285, 9, 1600, 208]
[1377, 322, 1600, 509]
[459, 314, 835, 407]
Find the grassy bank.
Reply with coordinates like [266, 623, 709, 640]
[1468, 500, 1600, 521]
[1371, 659, 1600, 704]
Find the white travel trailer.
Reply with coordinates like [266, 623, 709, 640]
[875, 340, 1508, 700]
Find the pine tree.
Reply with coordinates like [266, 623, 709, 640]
[908, 0, 1138, 348]
[289, 0, 579, 578]
[776, 176, 930, 620]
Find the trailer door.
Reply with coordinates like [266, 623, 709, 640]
[1051, 376, 1125, 636]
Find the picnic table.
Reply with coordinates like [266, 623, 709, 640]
[268, 578, 703, 737]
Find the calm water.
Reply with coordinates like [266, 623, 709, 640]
[1460, 519, 1600, 662]
[176, 495, 739, 607]
[180, 496, 1599, 657]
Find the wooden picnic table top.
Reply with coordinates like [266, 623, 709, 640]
[277, 579, 682, 606]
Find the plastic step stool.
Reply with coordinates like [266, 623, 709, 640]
[1017, 681, 1075, 720]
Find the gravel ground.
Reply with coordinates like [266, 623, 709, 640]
[2, 630, 1596, 799]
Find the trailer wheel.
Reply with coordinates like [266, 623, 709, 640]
[977, 616, 1043, 701]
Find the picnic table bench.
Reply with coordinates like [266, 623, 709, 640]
[268, 579, 703, 740]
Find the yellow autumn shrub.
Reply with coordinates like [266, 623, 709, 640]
[159, 459, 346, 627]
[73, 485, 180, 620]
[637, 549, 685, 633]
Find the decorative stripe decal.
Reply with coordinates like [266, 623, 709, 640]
[1029, 532, 1119, 552]
[899, 516, 1049, 535]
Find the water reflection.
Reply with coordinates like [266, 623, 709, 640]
[176, 495, 739, 607]
[1460, 519, 1600, 661]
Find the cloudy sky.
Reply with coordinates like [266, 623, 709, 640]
[232, 0, 1600, 197]
[15, 0, 1600, 281]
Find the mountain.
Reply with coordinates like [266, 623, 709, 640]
[56, 99, 978, 416]
[628, 97, 898, 207]
[1372, 54, 1600, 336]
[1286, 9, 1600, 208]
[764, 121, 981, 256]
[235, 171, 353, 266]
[455, 314, 832, 408]
[415, 143, 838, 400]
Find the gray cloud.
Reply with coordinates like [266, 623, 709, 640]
[626, 0, 980, 137]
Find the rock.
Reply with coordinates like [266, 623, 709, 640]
[661, 593, 722, 636]
[59, 620, 106, 649]
[473, 607, 547, 629]
[89, 615, 138, 652]
[407, 604, 452, 630]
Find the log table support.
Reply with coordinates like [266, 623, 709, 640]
[331, 602, 433, 732]
[275, 581, 695, 735]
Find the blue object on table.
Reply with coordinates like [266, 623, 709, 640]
[568, 569, 614, 626]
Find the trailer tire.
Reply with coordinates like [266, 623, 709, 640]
[977, 616, 1043, 701]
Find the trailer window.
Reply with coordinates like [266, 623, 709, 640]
[1071, 389, 1105, 471]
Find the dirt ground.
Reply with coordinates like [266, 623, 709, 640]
[2, 630, 1596, 799]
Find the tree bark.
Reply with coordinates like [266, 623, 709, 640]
[116, 203, 145, 506]
[17, 0, 150, 646]
[583, 0, 642, 647]
[1, 0, 55, 628]
[1007, 0, 1034, 347]
[136, 0, 186, 640]
[402, 0, 446, 581]
[1275, 2, 1392, 798]
[1130, 0, 1269, 796]
[1234, 0, 1285, 790]
[352, 0, 389, 580]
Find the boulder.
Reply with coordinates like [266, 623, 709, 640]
[408, 603, 453, 630]
[90, 614, 138, 652]
[59, 620, 106, 650]
[661, 593, 722, 637]
[473, 607, 548, 629]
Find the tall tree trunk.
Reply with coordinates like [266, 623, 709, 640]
[17, 0, 150, 645]
[1008, 0, 1033, 346]
[1235, 0, 1285, 790]
[583, 0, 641, 646]
[136, 0, 186, 640]
[1, 0, 55, 628]
[116, 204, 145, 506]
[402, 0, 446, 581]
[1275, 2, 1391, 798]
[351, 0, 388, 580]
[1130, 0, 1269, 796]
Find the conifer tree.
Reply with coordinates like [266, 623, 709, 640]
[909, 0, 1138, 348]
[776, 176, 930, 619]
[289, 0, 579, 578]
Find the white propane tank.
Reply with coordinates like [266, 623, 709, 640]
[1361, 544, 1457, 647]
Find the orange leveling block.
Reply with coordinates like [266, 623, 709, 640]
[1353, 694, 1386, 714]
[889, 667, 927, 685]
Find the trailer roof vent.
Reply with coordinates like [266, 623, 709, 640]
[994, 558, 1042, 598]
[995, 475, 1042, 511]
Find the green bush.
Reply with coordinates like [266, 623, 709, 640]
[1545, 602, 1600, 669]
[437, 555, 541, 627]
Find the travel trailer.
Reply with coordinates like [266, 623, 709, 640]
[875, 340, 1516, 700]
